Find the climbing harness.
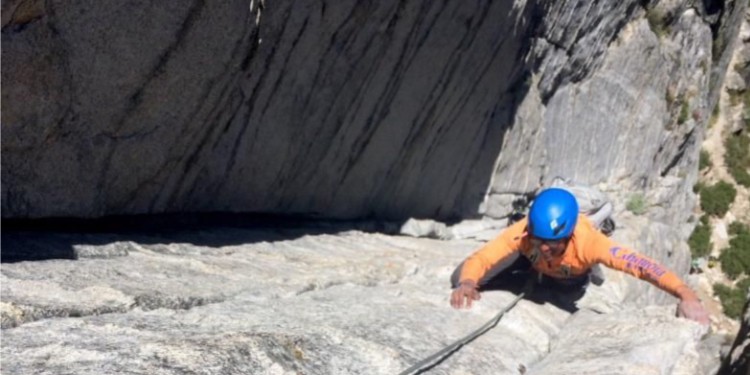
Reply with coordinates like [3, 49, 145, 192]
[397, 282, 533, 375]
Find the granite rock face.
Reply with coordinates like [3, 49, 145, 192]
[2, 0, 537, 220]
[1, 225, 710, 375]
[2, 0, 746, 222]
[485, 2, 723, 224]
[2, 1, 749, 374]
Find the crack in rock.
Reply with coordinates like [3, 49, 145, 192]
[133, 293, 226, 311]
[1, 293, 228, 329]
[1, 302, 132, 329]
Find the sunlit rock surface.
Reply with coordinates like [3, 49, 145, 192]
[1, 218, 709, 374]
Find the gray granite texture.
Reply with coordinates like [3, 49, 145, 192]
[2, 0, 746, 221]
[1, 222, 712, 375]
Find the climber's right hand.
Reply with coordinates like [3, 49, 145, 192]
[677, 298, 710, 326]
[450, 280, 481, 309]
[675, 285, 710, 325]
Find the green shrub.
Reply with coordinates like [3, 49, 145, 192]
[713, 278, 750, 319]
[693, 181, 705, 193]
[719, 250, 746, 279]
[700, 214, 710, 226]
[729, 221, 750, 236]
[699, 181, 736, 216]
[719, 222, 750, 280]
[724, 131, 750, 187]
[646, 8, 670, 38]
[626, 193, 647, 215]
[678, 101, 690, 124]
[688, 215, 712, 258]
[699, 149, 712, 171]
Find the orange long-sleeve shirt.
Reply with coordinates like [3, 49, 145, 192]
[459, 215, 687, 296]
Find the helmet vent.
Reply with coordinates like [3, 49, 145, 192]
[552, 221, 567, 236]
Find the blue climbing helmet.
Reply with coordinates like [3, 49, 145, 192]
[528, 187, 579, 240]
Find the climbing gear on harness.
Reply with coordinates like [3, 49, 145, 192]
[599, 217, 616, 236]
[528, 188, 578, 240]
[398, 280, 534, 375]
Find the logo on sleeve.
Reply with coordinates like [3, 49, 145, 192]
[610, 247, 666, 279]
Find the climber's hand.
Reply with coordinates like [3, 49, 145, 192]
[677, 298, 710, 325]
[450, 280, 481, 309]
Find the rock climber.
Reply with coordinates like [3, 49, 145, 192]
[449, 187, 710, 325]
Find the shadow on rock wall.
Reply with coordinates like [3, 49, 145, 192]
[1, 213, 405, 263]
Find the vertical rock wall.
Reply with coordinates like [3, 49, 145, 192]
[1, 0, 747, 224]
[2, 0, 538, 220]
[485, 2, 717, 222]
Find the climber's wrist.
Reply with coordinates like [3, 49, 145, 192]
[458, 280, 478, 289]
[675, 284, 700, 302]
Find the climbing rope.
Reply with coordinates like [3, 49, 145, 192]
[397, 287, 530, 375]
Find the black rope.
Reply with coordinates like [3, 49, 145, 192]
[397, 289, 529, 375]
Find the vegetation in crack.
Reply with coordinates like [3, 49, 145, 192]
[133, 294, 225, 311]
[1, 303, 132, 329]
[645, 5, 673, 39]
[678, 100, 691, 125]
[625, 193, 647, 215]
